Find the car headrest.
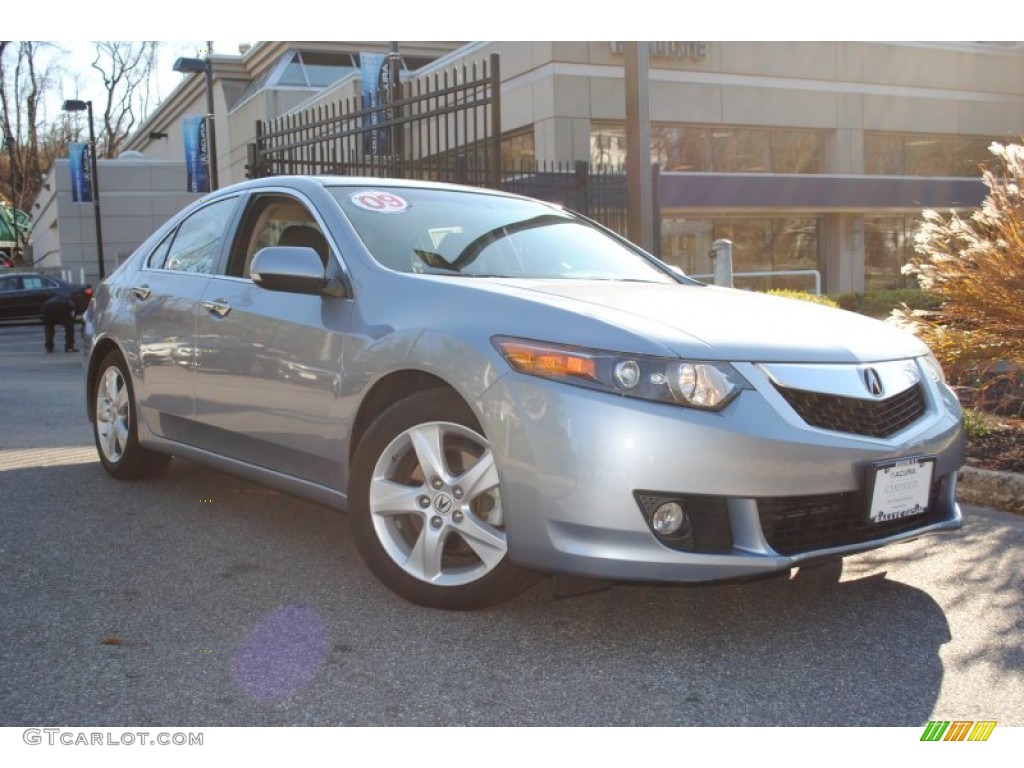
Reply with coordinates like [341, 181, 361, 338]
[278, 225, 330, 265]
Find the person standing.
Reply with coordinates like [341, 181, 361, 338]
[41, 290, 78, 353]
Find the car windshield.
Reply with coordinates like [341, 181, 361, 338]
[329, 186, 676, 282]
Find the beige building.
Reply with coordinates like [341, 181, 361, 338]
[30, 158, 195, 282]
[42, 41, 1024, 292]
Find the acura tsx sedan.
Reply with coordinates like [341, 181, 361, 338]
[83, 176, 965, 609]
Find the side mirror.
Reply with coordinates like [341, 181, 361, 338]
[250, 246, 348, 297]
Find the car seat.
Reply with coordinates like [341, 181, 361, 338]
[278, 225, 330, 266]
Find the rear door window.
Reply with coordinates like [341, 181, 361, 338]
[150, 198, 239, 274]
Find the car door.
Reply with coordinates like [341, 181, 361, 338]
[130, 196, 240, 443]
[0, 274, 54, 320]
[191, 191, 353, 488]
[18, 275, 60, 318]
[0, 274, 25, 319]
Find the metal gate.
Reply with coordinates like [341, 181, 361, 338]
[247, 53, 501, 189]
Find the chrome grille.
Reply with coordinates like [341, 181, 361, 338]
[774, 383, 926, 438]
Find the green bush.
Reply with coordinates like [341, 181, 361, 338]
[962, 408, 994, 438]
[765, 289, 839, 308]
[832, 289, 943, 319]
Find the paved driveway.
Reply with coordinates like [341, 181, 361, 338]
[1, 323, 1021, 733]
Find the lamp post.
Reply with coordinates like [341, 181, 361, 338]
[623, 42, 654, 253]
[173, 55, 219, 191]
[62, 99, 106, 279]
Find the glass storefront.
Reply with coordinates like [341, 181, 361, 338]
[864, 132, 1001, 177]
[660, 215, 821, 291]
[863, 216, 921, 290]
[592, 123, 826, 174]
[501, 130, 536, 169]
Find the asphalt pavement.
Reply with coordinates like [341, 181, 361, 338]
[1, 322, 1022, 727]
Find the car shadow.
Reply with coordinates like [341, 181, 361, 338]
[489, 566, 948, 726]
[3, 455, 1020, 727]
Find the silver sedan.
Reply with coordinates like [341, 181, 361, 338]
[84, 177, 965, 609]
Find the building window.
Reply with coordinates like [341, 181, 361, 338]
[591, 124, 628, 168]
[660, 215, 821, 291]
[865, 132, 1001, 177]
[864, 216, 920, 290]
[270, 50, 442, 90]
[592, 123, 825, 174]
[501, 130, 536, 169]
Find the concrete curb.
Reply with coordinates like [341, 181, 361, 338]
[957, 466, 1024, 514]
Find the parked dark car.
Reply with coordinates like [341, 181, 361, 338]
[0, 272, 93, 322]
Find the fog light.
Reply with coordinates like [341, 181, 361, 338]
[652, 501, 686, 535]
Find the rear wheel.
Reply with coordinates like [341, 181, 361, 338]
[349, 389, 539, 610]
[93, 350, 171, 479]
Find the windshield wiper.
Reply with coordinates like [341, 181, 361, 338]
[450, 214, 570, 270]
[414, 249, 462, 273]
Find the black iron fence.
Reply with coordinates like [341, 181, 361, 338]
[500, 161, 629, 237]
[247, 52, 633, 239]
[247, 53, 501, 188]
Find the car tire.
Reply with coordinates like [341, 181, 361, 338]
[349, 389, 539, 610]
[93, 350, 171, 480]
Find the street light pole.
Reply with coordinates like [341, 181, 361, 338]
[202, 60, 219, 191]
[173, 56, 219, 191]
[62, 99, 106, 280]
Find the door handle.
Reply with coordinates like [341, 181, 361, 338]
[131, 286, 151, 300]
[202, 300, 231, 318]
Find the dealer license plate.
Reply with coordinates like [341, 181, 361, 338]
[867, 457, 934, 523]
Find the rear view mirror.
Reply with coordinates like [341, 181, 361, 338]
[250, 246, 337, 295]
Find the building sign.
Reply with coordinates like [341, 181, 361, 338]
[360, 52, 391, 156]
[183, 116, 211, 194]
[610, 42, 707, 61]
[69, 142, 92, 203]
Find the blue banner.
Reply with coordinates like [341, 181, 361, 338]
[183, 116, 210, 193]
[360, 52, 390, 156]
[69, 143, 92, 203]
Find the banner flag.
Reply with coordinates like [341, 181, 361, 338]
[184, 116, 211, 193]
[360, 52, 391, 156]
[69, 143, 93, 203]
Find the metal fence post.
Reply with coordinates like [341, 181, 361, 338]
[574, 161, 590, 216]
[488, 52, 501, 190]
[651, 162, 661, 259]
[711, 239, 733, 288]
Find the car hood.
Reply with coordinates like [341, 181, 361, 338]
[483, 279, 929, 363]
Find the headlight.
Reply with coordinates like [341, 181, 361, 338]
[492, 336, 748, 411]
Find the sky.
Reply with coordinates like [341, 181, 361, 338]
[9, 41, 249, 130]
[7, 1, 1019, 138]
[13, 0, 1012, 59]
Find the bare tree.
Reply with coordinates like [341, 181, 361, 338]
[1, 40, 65, 262]
[90, 41, 158, 158]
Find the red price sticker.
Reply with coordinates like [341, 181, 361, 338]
[350, 190, 410, 213]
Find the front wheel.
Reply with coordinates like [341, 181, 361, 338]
[93, 350, 171, 480]
[349, 389, 539, 610]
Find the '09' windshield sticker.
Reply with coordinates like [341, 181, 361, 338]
[350, 190, 410, 213]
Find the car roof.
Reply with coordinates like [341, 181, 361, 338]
[220, 175, 557, 206]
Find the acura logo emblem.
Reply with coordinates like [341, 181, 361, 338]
[862, 367, 884, 397]
[434, 494, 453, 514]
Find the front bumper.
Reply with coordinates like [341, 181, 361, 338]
[476, 361, 965, 582]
